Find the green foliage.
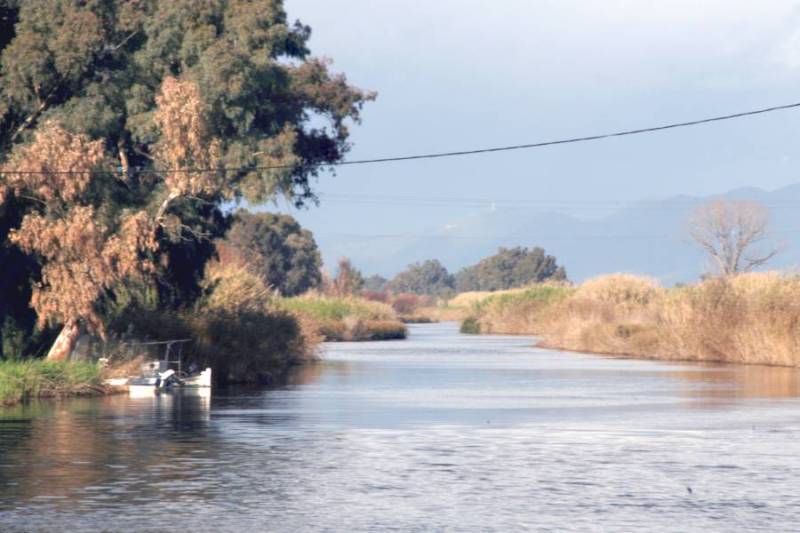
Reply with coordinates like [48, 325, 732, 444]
[224, 209, 321, 296]
[455, 246, 567, 292]
[460, 317, 480, 334]
[482, 285, 574, 309]
[0, 1, 374, 205]
[0, 317, 30, 360]
[388, 259, 454, 296]
[0, 195, 46, 359]
[279, 294, 406, 341]
[109, 304, 315, 385]
[0, 359, 101, 405]
[187, 308, 313, 385]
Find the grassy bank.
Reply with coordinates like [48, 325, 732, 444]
[280, 294, 407, 341]
[461, 273, 800, 367]
[0, 360, 103, 406]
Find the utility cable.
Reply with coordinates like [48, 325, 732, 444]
[2, 101, 799, 176]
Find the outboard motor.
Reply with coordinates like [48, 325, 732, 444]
[156, 369, 177, 389]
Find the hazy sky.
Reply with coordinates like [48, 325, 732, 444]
[273, 0, 800, 272]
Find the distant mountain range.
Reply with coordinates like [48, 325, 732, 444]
[312, 184, 800, 284]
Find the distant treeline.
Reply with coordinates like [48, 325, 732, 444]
[366, 247, 566, 297]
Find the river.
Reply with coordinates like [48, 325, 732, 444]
[1, 322, 799, 531]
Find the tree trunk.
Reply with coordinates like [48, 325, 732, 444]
[46, 320, 81, 361]
[117, 138, 130, 177]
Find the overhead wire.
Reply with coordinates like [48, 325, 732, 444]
[2, 101, 800, 175]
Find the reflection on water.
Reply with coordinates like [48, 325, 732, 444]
[285, 360, 325, 386]
[0, 392, 213, 505]
[669, 364, 800, 401]
[1, 323, 800, 532]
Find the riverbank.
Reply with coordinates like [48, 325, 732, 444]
[0, 292, 408, 405]
[280, 295, 407, 341]
[460, 273, 800, 367]
[0, 360, 106, 406]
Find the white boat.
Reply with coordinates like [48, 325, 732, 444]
[105, 339, 212, 396]
[124, 363, 212, 396]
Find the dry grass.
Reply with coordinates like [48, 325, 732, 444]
[463, 272, 800, 367]
[412, 306, 469, 322]
[416, 287, 550, 324]
[448, 289, 523, 307]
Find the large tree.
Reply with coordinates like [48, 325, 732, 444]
[0, 0, 374, 359]
[455, 247, 566, 292]
[221, 210, 322, 296]
[388, 259, 454, 296]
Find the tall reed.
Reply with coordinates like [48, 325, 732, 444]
[464, 272, 800, 367]
[0, 360, 102, 405]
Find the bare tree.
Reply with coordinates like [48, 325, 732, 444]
[688, 200, 779, 276]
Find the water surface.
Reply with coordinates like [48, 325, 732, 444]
[2, 322, 799, 531]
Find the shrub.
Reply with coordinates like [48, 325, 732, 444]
[362, 290, 390, 303]
[186, 308, 319, 384]
[392, 293, 423, 315]
[460, 317, 480, 334]
[364, 320, 407, 340]
[201, 261, 275, 313]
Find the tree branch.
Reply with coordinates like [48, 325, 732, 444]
[10, 88, 56, 143]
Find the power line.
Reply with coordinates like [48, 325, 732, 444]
[328, 101, 800, 167]
[3, 101, 800, 176]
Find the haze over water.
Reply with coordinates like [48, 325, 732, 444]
[2, 323, 799, 531]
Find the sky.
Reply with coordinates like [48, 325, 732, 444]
[272, 0, 800, 275]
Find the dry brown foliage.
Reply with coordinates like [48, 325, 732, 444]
[201, 260, 275, 314]
[326, 257, 363, 297]
[0, 121, 160, 340]
[0, 122, 105, 203]
[467, 273, 800, 367]
[10, 207, 157, 333]
[392, 293, 425, 315]
[1, 77, 224, 345]
[153, 76, 223, 204]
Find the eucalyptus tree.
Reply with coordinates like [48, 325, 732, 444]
[0, 0, 374, 359]
[388, 259, 455, 296]
[455, 247, 567, 292]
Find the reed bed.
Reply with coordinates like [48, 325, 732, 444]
[0, 360, 103, 406]
[463, 272, 800, 367]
